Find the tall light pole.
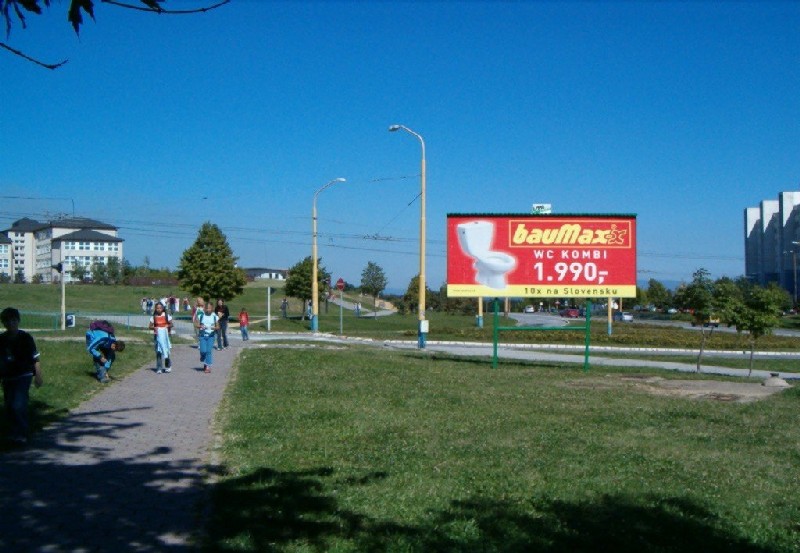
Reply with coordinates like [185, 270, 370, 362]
[792, 241, 800, 306]
[311, 178, 346, 332]
[389, 124, 427, 348]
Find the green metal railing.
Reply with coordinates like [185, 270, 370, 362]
[492, 299, 592, 371]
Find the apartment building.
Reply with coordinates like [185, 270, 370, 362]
[3, 216, 124, 283]
[744, 190, 800, 300]
[0, 233, 11, 280]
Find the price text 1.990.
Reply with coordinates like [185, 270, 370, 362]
[533, 262, 608, 285]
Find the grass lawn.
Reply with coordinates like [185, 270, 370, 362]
[207, 346, 800, 552]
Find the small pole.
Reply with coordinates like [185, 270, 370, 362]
[339, 288, 344, 335]
[492, 298, 500, 369]
[60, 265, 66, 331]
[583, 300, 592, 372]
[267, 286, 272, 332]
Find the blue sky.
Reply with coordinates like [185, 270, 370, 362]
[2, 0, 798, 292]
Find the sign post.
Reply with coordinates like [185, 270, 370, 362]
[336, 278, 345, 335]
[266, 286, 272, 332]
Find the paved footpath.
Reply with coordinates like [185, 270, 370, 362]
[0, 340, 241, 552]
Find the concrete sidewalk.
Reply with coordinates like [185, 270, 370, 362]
[0, 341, 241, 552]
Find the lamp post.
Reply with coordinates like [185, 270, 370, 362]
[311, 178, 346, 332]
[389, 124, 427, 348]
[792, 241, 800, 306]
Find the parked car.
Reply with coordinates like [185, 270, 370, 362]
[613, 311, 634, 322]
[691, 316, 720, 328]
[559, 308, 580, 318]
[666, 308, 678, 314]
[523, 305, 536, 313]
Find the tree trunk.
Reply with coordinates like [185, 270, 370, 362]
[748, 337, 755, 377]
[696, 328, 708, 373]
[374, 296, 378, 319]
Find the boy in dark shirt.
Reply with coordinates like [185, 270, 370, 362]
[0, 307, 43, 445]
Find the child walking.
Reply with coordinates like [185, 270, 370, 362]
[239, 307, 250, 341]
[149, 301, 173, 374]
[195, 302, 219, 373]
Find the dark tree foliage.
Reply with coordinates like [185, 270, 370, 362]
[1, 0, 229, 68]
[177, 222, 247, 301]
[283, 256, 330, 320]
[360, 261, 387, 319]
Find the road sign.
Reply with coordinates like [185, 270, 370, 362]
[336, 278, 345, 291]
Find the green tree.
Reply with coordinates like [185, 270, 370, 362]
[90, 259, 109, 285]
[106, 257, 122, 284]
[121, 258, 135, 284]
[673, 268, 714, 372]
[403, 274, 432, 315]
[712, 277, 743, 324]
[360, 261, 388, 319]
[284, 256, 330, 320]
[646, 279, 672, 310]
[177, 222, 247, 301]
[635, 285, 648, 307]
[726, 282, 788, 375]
[70, 263, 87, 283]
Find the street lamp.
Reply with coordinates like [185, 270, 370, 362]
[389, 124, 427, 348]
[311, 178, 346, 332]
[792, 241, 800, 306]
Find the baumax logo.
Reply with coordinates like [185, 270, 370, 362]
[510, 221, 631, 247]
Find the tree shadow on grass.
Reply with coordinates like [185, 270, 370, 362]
[206, 467, 782, 552]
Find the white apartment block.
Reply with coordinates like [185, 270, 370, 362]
[0, 234, 12, 279]
[744, 190, 800, 301]
[3, 217, 124, 283]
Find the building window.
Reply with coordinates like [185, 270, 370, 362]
[0, 245, 7, 254]
[79, 242, 90, 251]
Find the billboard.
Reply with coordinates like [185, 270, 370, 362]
[447, 213, 637, 298]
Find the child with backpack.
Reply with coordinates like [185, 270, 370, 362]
[85, 321, 125, 383]
[149, 302, 173, 374]
[195, 302, 219, 374]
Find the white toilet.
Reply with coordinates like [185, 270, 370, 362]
[457, 221, 516, 289]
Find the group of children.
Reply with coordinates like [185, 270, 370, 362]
[151, 297, 250, 375]
[0, 300, 252, 446]
[89, 298, 251, 379]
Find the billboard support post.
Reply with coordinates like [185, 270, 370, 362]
[492, 298, 593, 372]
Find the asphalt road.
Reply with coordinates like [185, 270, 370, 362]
[508, 311, 800, 338]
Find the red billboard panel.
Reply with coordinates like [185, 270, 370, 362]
[447, 214, 637, 298]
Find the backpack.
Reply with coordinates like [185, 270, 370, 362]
[89, 320, 116, 335]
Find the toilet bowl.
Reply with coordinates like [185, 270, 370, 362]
[457, 221, 516, 289]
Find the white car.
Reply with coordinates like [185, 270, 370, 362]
[523, 305, 535, 313]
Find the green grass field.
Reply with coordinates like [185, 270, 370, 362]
[2, 284, 799, 550]
[206, 346, 800, 552]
